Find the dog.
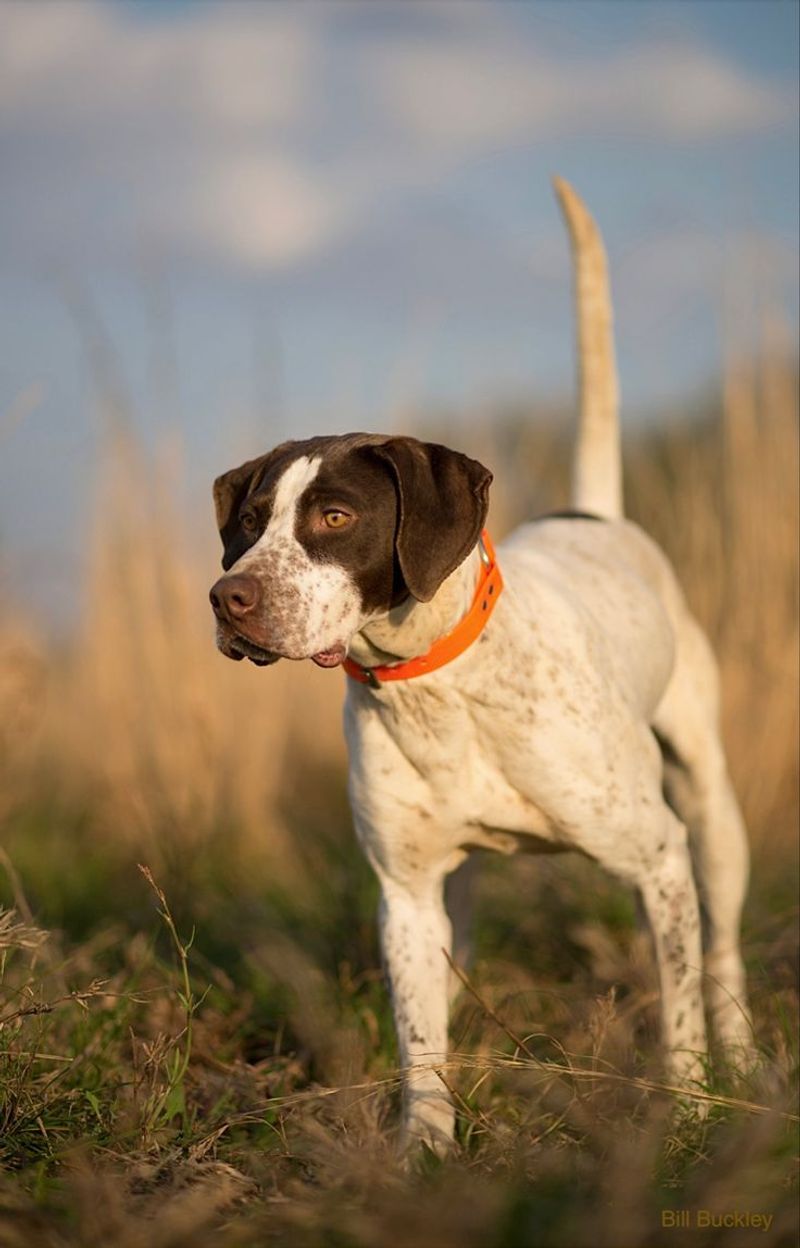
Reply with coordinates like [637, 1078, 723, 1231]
[209, 179, 752, 1151]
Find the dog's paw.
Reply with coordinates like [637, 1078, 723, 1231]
[400, 1094, 456, 1164]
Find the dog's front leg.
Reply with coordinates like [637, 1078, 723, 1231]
[379, 874, 455, 1152]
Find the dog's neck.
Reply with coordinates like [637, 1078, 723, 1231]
[348, 547, 483, 668]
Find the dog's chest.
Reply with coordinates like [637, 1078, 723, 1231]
[364, 678, 557, 846]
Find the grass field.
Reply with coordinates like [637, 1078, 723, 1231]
[0, 339, 797, 1246]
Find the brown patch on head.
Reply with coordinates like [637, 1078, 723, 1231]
[212, 432, 492, 612]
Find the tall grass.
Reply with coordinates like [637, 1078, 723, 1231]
[0, 331, 797, 1245]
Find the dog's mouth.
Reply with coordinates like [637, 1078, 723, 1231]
[222, 633, 281, 667]
[219, 630, 346, 670]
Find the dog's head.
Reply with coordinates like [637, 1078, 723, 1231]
[209, 433, 492, 667]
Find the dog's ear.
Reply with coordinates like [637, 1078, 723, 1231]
[213, 445, 294, 568]
[372, 438, 492, 602]
[213, 455, 268, 544]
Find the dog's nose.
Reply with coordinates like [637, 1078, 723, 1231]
[209, 573, 260, 622]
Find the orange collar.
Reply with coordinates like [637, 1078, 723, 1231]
[343, 531, 503, 688]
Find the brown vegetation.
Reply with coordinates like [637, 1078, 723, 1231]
[0, 336, 797, 1245]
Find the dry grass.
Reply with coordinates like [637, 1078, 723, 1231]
[0, 333, 797, 1246]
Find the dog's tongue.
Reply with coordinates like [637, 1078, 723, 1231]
[311, 645, 346, 669]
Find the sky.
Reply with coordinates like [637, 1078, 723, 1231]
[0, 0, 798, 624]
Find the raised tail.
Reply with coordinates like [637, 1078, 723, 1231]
[553, 176, 623, 519]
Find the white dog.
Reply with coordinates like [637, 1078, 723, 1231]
[210, 180, 752, 1150]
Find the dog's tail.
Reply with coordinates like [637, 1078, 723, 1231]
[553, 176, 623, 519]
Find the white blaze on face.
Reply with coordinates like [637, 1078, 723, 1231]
[266, 454, 322, 534]
[230, 454, 363, 658]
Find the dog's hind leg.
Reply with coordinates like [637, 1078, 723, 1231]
[587, 790, 708, 1088]
[566, 726, 708, 1090]
[654, 618, 753, 1059]
[634, 805, 708, 1087]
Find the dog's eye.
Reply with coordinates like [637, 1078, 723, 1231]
[240, 511, 258, 534]
[323, 510, 351, 530]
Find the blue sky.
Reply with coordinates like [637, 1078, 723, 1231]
[0, 1, 797, 624]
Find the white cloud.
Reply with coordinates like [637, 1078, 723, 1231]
[0, 2, 795, 273]
[0, 3, 309, 128]
[176, 154, 347, 268]
[0, 2, 324, 268]
[370, 31, 794, 153]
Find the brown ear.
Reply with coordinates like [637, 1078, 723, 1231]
[372, 438, 492, 602]
[213, 454, 269, 547]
